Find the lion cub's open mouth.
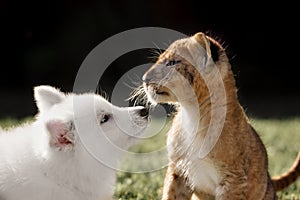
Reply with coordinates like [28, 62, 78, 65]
[148, 84, 170, 96]
[156, 89, 169, 95]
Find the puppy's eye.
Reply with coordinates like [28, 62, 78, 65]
[166, 60, 181, 67]
[100, 115, 110, 124]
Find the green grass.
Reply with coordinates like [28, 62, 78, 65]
[251, 118, 300, 199]
[0, 116, 33, 130]
[1, 117, 299, 199]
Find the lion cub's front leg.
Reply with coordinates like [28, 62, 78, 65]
[162, 164, 193, 200]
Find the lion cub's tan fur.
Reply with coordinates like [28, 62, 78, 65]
[141, 32, 300, 199]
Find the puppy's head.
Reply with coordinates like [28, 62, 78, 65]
[34, 85, 149, 155]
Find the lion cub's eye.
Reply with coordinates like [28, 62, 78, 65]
[100, 114, 110, 124]
[166, 60, 181, 67]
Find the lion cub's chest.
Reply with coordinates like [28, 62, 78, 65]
[178, 152, 220, 195]
[169, 131, 221, 195]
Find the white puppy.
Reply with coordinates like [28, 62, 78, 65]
[0, 85, 149, 200]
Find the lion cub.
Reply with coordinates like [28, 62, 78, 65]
[141, 32, 300, 199]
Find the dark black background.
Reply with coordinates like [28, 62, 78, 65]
[0, 0, 299, 118]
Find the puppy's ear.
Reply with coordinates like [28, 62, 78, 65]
[46, 120, 75, 150]
[34, 85, 65, 113]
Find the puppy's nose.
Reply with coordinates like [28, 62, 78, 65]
[139, 107, 149, 118]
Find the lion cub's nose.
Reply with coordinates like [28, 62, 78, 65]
[142, 73, 150, 84]
[139, 107, 149, 118]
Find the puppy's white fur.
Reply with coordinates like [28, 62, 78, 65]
[0, 86, 148, 200]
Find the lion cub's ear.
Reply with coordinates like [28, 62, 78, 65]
[188, 32, 213, 71]
[193, 32, 212, 59]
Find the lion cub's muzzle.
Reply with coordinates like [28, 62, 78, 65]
[142, 63, 168, 83]
[142, 63, 172, 96]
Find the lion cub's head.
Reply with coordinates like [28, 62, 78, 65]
[142, 32, 231, 106]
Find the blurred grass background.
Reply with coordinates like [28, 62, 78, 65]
[0, 117, 299, 199]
